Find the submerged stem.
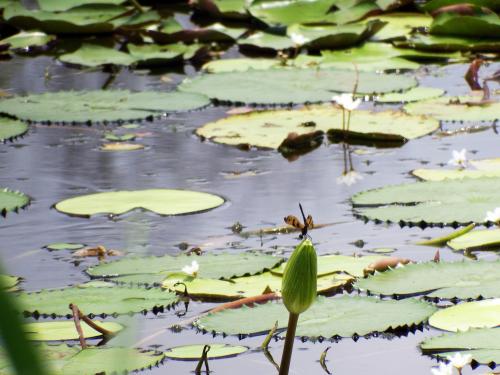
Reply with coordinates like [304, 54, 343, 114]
[278, 312, 299, 375]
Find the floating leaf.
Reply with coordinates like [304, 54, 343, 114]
[0, 275, 20, 290]
[352, 177, 500, 226]
[0, 188, 30, 217]
[239, 32, 294, 51]
[416, 223, 476, 246]
[59, 44, 136, 67]
[44, 243, 86, 251]
[430, 11, 500, 38]
[412, 169, 500, 181]
[127, 43, 200, 65]
[87, 253, 283, 281]
[271, 254, 387, 277]
[0, 117, 28, 142]
[0, 90, 210, 123]
[364, 13, 433, 41]
[100, 142, 144, 151]
[15, 285, 178, 316]
[55, 189, 224, 217]
[429, 299, 500, 331]
[422, 0, 500, 12]
[180, 68, 417, 105]
[248, 0, 335, 26]
[421, 328, 500, 366]
[376, 87, 445, 103]
[365, 248, 396, 254]
[0, 31, 55, 50]
[196, 296, 437, 338]
[24, 321, 123, 341]
[447, 229, 500, 251]
[165, 344, 248, 360]
[196, 105, 438, 150]
[355, 261, 500, 299]
[36, 0, 126, 12]
[103, 132, 136, 142]
[395, 34, 500, 52]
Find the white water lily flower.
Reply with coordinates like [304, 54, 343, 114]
[447, 353, 472, 369]
[331, 93, 361, 111]
[182, 260, 199, 277]
[336, 171, 364, 186]
[485, 207, 500, 224]
[430, 363, 454, 375]
[448, 148, 468, 168]
[290, 33, 308, 46]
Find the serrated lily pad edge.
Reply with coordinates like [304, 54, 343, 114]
[1, 188, 31, 218]
[0, 118, 29, 143]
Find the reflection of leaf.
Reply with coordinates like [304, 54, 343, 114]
[165, 344, 247, 360]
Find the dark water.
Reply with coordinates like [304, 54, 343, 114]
[0, 53, 499, 375]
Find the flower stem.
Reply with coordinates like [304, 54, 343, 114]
[279, 312, 300, 375]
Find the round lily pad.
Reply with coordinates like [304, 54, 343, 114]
[59, 44, 136, 67]
[0, 117, 28, 142]
[165, 344, 248, 360]
[363, 13, 433, 41]
[0, 90, 210, 124]
[24, 321, 123, 341]
[412, 168, 500, 181]
[180, 68, 417, 105]
[15, 285, 178, 316]
[0, 31, 55, 50]
[365, 248, 396, 254]
[196, 296, 437, 339]
[44, 243, 86, 251]
[429, 299, 500, 331]
[0, 274, 20, 290]
[355, 260, 500, 300]
[352, 177, 500, 226]
[196, 105, 439, 150]
[36, 0, 126, 12]
[430, 12, 500, 39]
[54, 189, 225, 217]
[396, 34, 500, 52]
[376, 87, 445, 103]
[447, 229, 500, 251]
[0, 188, 30, 217]
[100, 142, 144, 151]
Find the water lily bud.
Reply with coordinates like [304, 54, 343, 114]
[281, 239, 317, 315]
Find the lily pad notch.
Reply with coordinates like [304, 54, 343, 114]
[0, 188, 31, 217]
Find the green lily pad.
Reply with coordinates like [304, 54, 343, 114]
[127, 43, 200, 65]
[162, 271, 351, 299]
[203, 58, 284, 73]
[352, 177, 500, 226]
[421, 328, 500, 366]
[422, 0, 500, 12]
[0, 90, 210, 123]
[100, 142, 144, 151]
[15, 285, 178, 316]
[55, 189, 224, 217]
[0, 188, 30, 217]
[412, 169, 500, 181]
[355, 260, 500, 299]
[196, 105, 438, 150]
[87, 253, 283, 280]
[429, 299, 500, 331]
[180, 68, 417, 105]
[0, 31, 55, 50]
[0, 117, 28, 142]
[103, 132, 136, 142]
[471, 158, 500, 170]
[44, 242, 86, 251]
[364, 13, 433, 41]
[196, 296, 437, 338]
[24, 321, 123, 341]
[431, 11, 500, 38]
[59, 44, 136, 67]
[36, 0, 126, 12]
[447, 229, 500, 251]
[165, 344, 247, 360]
[248, 0, 335, 26]
[395, 34, 500, 52]
[239, 32, 294, 51]
[365, 248, 396, 254]
[376, 87, 445, 103]
[0, 275, 20, 290]
[271, 254, 386, 277]
[405, 96, 500, 122]
[416, 223, 476, 246]
[3, 3, 128, 34]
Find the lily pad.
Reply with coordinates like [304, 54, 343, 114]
[24, 321, 123, 341]
[103, 132, 136, 142]
[376, 87, 445, 103]
[422, 0, 500, 12]
[239, 32, 294, 51]
[0, 31, 55, 50]
[15, 285, 178, 316]
[395, 34, 500, 52]
[416, 223, 476, 246]
[0, 275, 20, 290]
[271, 254, 387, 277]
[55, 189, 224, 217]
[447, 229, 500, 251]
[355, 260, 500, 299]
[196, 105, 438, 150]
[180, 68, 417, 105]
[87, 253, 283, 280]
[44, 243, 86, 251]
[0, 188, 30, 217]
[196, 295, 437, 338]
[248, 0, 336, 26]
[36, 0, 126, 12]
[0, 117, 28, 142]
[428, 299, 500, 331]
[352, 177, 500, 226]
[421, 328, 500, 366]
[430, 11, 500, 38]
[0, 90, 210, 123]
[59, 44, 136, 67]
[412, 169, 500, 181]
[127, 43, 200, 65]
[100, 142, 144, 151]
[364, 13, 433, 41]
[165, 344, 248, 360]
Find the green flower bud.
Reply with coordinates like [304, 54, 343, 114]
[281, 238, 317, 315]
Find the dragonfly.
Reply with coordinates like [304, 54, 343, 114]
[284, 203, 313, 239]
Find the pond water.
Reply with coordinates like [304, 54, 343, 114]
[0, 48, 499, 374]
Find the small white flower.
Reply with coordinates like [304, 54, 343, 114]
[430, 363, 454, 375]
[448, 148, 467, 168]
[485, 207, 500, 224]
[336, 171, 364, 186]
[331, 93, 361, 111]
[290, 33, 308, 46]
[447, 353, 472, 369]
[182, 260, 199, 277]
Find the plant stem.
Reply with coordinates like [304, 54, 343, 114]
[69, 303, 87, 349]
[128, 0, 144, 13]
[261, 321, 278, 350]
[279, 312, 299, 375]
